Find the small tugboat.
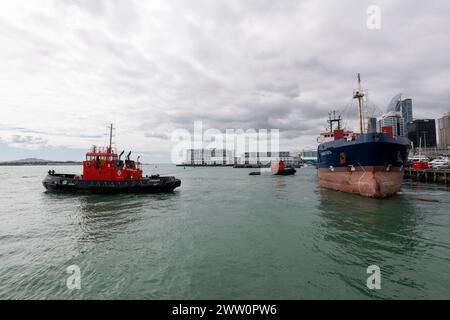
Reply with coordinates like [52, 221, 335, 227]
[248, 160, 296, 176]
[42, 124, 181, 193]
[271, 160, 296, 175]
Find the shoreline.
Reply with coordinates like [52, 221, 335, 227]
[0, 161, 82, 166]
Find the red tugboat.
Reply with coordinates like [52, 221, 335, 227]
[248, 160, 296, 175]
[271, 160, 296, 175]
[42, 124, 181, 193]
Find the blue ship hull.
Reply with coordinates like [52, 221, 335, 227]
[317, 133, 411, 197]
[318, 133, 410, 168]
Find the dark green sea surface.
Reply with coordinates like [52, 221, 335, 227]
[0, 165, 449, 299]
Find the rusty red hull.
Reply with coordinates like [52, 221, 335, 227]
[318, 166, 404, 198]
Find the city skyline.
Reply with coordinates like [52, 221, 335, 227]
[1, 0, 450, 162]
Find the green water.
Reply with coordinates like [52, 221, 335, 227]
[0, 165, 449, 299]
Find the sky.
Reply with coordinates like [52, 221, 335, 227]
[1, 0, 449, 162]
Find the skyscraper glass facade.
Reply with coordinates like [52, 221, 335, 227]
[407, 119, 437, 148]
[383, 94, 413, 137]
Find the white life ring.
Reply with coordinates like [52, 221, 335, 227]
[117, 170, 122, 176]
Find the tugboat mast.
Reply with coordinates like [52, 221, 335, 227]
[353, 73, 365, 134]
[109, 123, 113, 152]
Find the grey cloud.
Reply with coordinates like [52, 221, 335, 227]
[0, 127, 102, 139]
[1, 0, 449, 154]
[7, 135, 49, 149]
[144, 132, 170, 140]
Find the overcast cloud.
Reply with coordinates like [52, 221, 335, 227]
[0, 0, 449, 161]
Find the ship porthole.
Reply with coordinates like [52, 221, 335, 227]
[340, 152, 347, 164]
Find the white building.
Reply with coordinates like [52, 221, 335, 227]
[186, 149, 235, 165]
[299, 149, 318, 164]
[240, 151, 294, 166]
[185, 149, 295, 166]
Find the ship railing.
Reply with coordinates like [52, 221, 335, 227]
[89, 146, 117, 154]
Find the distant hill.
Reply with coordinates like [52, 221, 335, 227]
[0, 158, 82, 166]
[8, 158, 49, 163]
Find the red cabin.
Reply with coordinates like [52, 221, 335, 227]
[271, 160, 286, 174]
[333, 129, 344, 140]
[83, 145, 142, 181]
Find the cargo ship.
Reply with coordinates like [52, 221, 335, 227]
[317, 75, 411, 198]
[42, 125, 181, 193]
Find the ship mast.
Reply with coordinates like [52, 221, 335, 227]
[328, 111, 342, 132]
[353, 73, 365, 134]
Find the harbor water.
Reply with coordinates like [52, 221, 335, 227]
[0, 165, 449, 299]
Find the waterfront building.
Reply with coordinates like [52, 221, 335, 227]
[299, 149, 318, 165]
[186, 149, 235, 165]
[438, 112, 450, 150]
[185, 149, 295, 166]
[407, 119, 437, 148]
[241, 151, 293, 166]
[401, 98, 413, 123]
[382, 93, 413, 137]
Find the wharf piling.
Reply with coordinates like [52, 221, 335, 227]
[404, 168, 450, 184]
